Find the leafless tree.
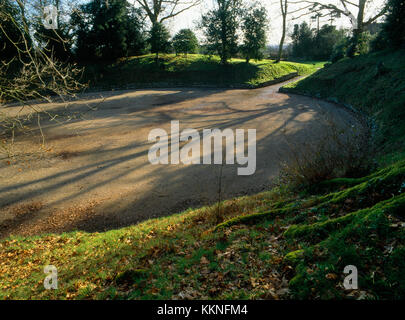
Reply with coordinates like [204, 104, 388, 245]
[0, 0, 85, 156]
[134, 0, 201, 25]
[290, 0, 388, 38]
[276, 0, 288, 62]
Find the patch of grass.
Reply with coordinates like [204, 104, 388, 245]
[288, 192, 405, 299]
[0, 190, 293, 299]
[82, 54, 319, 90]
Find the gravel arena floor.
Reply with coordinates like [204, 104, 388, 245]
[0, 80, 364, 237]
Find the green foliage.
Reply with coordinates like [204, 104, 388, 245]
[241, 5, 268, 63]
[148, 23, 171, 59]
[330, 38, 350, 63]
[200, 0, 241, 64]
[356, 31, 374, 55]
[291, 22, 313, 59]
[292, 22, 347, 61]
[125, 7, 148, 57]
[72, 0, 145, 61]
[382, 0, 405, 49]
[282, 50, 405, 156]
[313, 25, 347, 61]
[347, 30, 376, 58]
[82, 54, 318, 89]
[370, 32, 389, 53]
[172, 29, 199, 56]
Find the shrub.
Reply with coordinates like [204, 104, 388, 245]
[172, 29, 199, 56]
[383, 0, 405, 49]
[330, 38, 349, 63]
[278, 116, 374, 189]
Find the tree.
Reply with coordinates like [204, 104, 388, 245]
[313, 25, 346, 60]
[331, 37, 350, 62]
[291, 21, 313, 59]
[276, 0, 288, 62]
[0, 0, 29, 61]
[290, 21, 347, 60]
[72, 0, 145, 61]
[200, 0, 241, 65]
[172, 29, 199, 56]
[33, 0, 74, 62]
[382, 0, 405, 49]
[241, 5, 268, 63]
[125, 6, 147, 57]
[291, 0, 388, 56]
[0, 0, 84, 155]
[148, 22, 171, 60]
[134, 0, 201, 25]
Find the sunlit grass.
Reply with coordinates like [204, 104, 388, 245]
[83, 54, 322, 89]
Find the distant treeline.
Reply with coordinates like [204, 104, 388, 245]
[0, 0, 269, 65]
[1, 0, 404, 65]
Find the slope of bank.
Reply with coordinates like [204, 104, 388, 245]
[282, 50, 405, 163]
[2, 159, 405, 300]
[82, 54, 321, 90]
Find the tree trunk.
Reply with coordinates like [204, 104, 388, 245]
[348, 0, 366, 57]
[276, 0, 287, 63]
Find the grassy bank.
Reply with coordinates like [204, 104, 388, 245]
[2, 160, 405, 299]
[282, 49, 405, 161]
[82, 54, 321, 90]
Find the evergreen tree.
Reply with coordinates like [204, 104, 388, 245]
[383, 0, 405, 49]
[241, 5, 268, 63]
[291, 22, 346, 60]
[172, 29, 199, 56]
[312, 25, 346, 60]
[72, 0, 145, 61]
[330, 37, 350, 63]
[200, 0, 241, 64]
[148, 22, 171, 60]
[291, 22, 313, 59]
[126, 7, 147, 57]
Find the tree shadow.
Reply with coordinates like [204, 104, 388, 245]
[0, 86, 364, 237]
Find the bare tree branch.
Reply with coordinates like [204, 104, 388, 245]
[0, 0, 85, 157]
[288, 0, 388, 30]
[134, 0, 201, 24]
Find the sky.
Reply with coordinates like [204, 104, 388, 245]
[149, 0, 387, 45]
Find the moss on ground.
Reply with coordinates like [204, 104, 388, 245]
[288, 191, 405, 299]
[280, 50, 405, 297]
